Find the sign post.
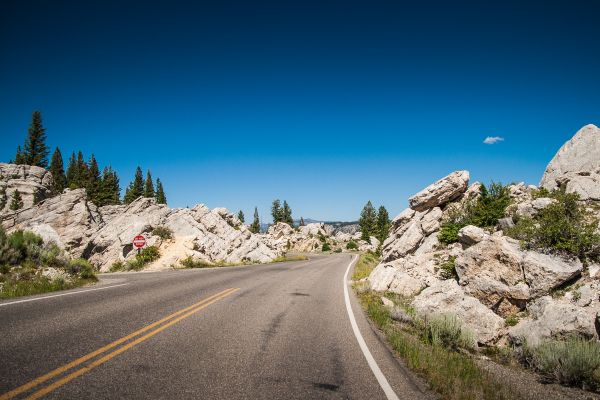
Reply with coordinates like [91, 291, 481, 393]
[133, 235, 146, 255]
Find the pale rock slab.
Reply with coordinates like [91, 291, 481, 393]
[408, 170, 470, 211]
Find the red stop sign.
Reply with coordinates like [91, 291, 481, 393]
[133, 235, 146, 248]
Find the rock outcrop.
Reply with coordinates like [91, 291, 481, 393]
[0, 163, 54, 213]
[0, 165, 283, 272]
[368, 130, 600, 347]
[540, 124, 600, 200]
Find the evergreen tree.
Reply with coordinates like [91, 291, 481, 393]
[282, 200, 293, 226]
[144, 171, 155, 198]
[49, 147, 67, 194]
[66, 152, 77, 188]
[98, 167, 121, 206]
[0, 186, 7, 210]
[22, 111, 49, 168]
[155, 178, 167, 204]
[376, 205, 391, 243]
[300, 217, 305, 226]
[359, 200, 378, 241]
[86, 155, 101, 204]
[75, 151, 88, 188]
[238, 210, 245, 223]
[10, 190, 23, 211]
[33, 188, 44, 205]
[271, 199, 283, 224]
[250, 207, 261, 233]
[14, 146, 25, 165]
[124, 166, 144, 204]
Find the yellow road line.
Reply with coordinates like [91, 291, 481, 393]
[1, 288, 238, 400]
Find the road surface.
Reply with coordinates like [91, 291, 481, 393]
[0, 254, 433, 399]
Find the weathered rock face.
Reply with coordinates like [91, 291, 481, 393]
[413, 280, 506, 345]
[1, 189, 101, 257]
[87, 198, 280, 271]
[408, 170, 470, 211]
[509, 295, 600, 346]
[540, 124, 600, 200]
[0, 163, 54, 213]
[1, 186, 282, 271]
[368, 145, 600, 347]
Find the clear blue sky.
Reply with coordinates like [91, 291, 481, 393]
[1, 1, 599, 222]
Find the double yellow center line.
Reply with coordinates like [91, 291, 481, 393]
[1, 287, 239, 400]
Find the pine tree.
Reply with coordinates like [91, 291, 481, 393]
[49, 147, 67, 194]
[74, 151, 89, 188]
[359, 201, 378, 242]
[271, 199, 283, 224]
[124, 167, 144, 204]
[144, 171, 155, 198]
[238, 210, 245, 223]
[155, 178, 167, 204]
[282, 200, 293, 226]
[86, 154, 101, 204]
[98, 167, 121, 206]
[14, 146, 25, 165]
[10, 190, 23, 211]
[376, 205, 391, 243]
[300, 217, 305, 226]
[0, 186, 7, 210]
[66, 152, 77, 188]
[33, 188, 44, 205]
[22, 111, 49, 168]
[250, 207, 261, 233]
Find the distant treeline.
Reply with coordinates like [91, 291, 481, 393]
[10, 111, 167, 207]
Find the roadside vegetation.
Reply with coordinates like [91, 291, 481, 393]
[505, 189, 600, 262]
[0, 226, 97, 298]
[177, 254, 309, 269]
[438, 182, 511, 244]
[351, 251, 379, 281]
[109, 246, 161, 272]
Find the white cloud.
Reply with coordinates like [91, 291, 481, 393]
[483, 136, 504, 145]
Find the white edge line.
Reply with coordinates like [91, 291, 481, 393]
[344, 255, 400, 400]
[0, 283, 129, 307]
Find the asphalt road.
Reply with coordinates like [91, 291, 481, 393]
[0, 254, 434, 399]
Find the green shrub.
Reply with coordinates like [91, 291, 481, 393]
[321, 243, 331, 252]
[152, 226, 173, 240]
[109, 261, 125, 272]
[334, 248, 342, 253]
[421, 314, 475, 351]
[506, 190, 600, 261]
[67, 258, 97, 280]
[505, 314, 520, 327]
[179, 256, 213, 268]
[126, 246, 161, 270]
[525, 337, 600, 390]
[438, 182, 511, 244]
[346, 240, 358, 250]
[438, 256, 457, 280]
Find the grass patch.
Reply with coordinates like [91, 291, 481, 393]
[356, 291, 523, 400]
[352, 252, 379, 281]
[0, 276, 96, 299]
[271, 254, 309, 263]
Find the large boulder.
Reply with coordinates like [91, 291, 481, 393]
[412, 280, 506, 345]
[0, 163, 54, 213]
[521, 252, 582, 296]
[408, 170, 470, 211]
[456, 235, 529, 316]
[509, 296, 600, 346]
[382, 221, 424, 261]
[1, 189, 101, 257]
[540, 124, 600, 200]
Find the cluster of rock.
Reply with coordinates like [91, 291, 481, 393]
[1, 172, 282, 272]
[264, 222, 378, 253]
[368, 124, 600, 347]
[0, 163, 54, 212]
